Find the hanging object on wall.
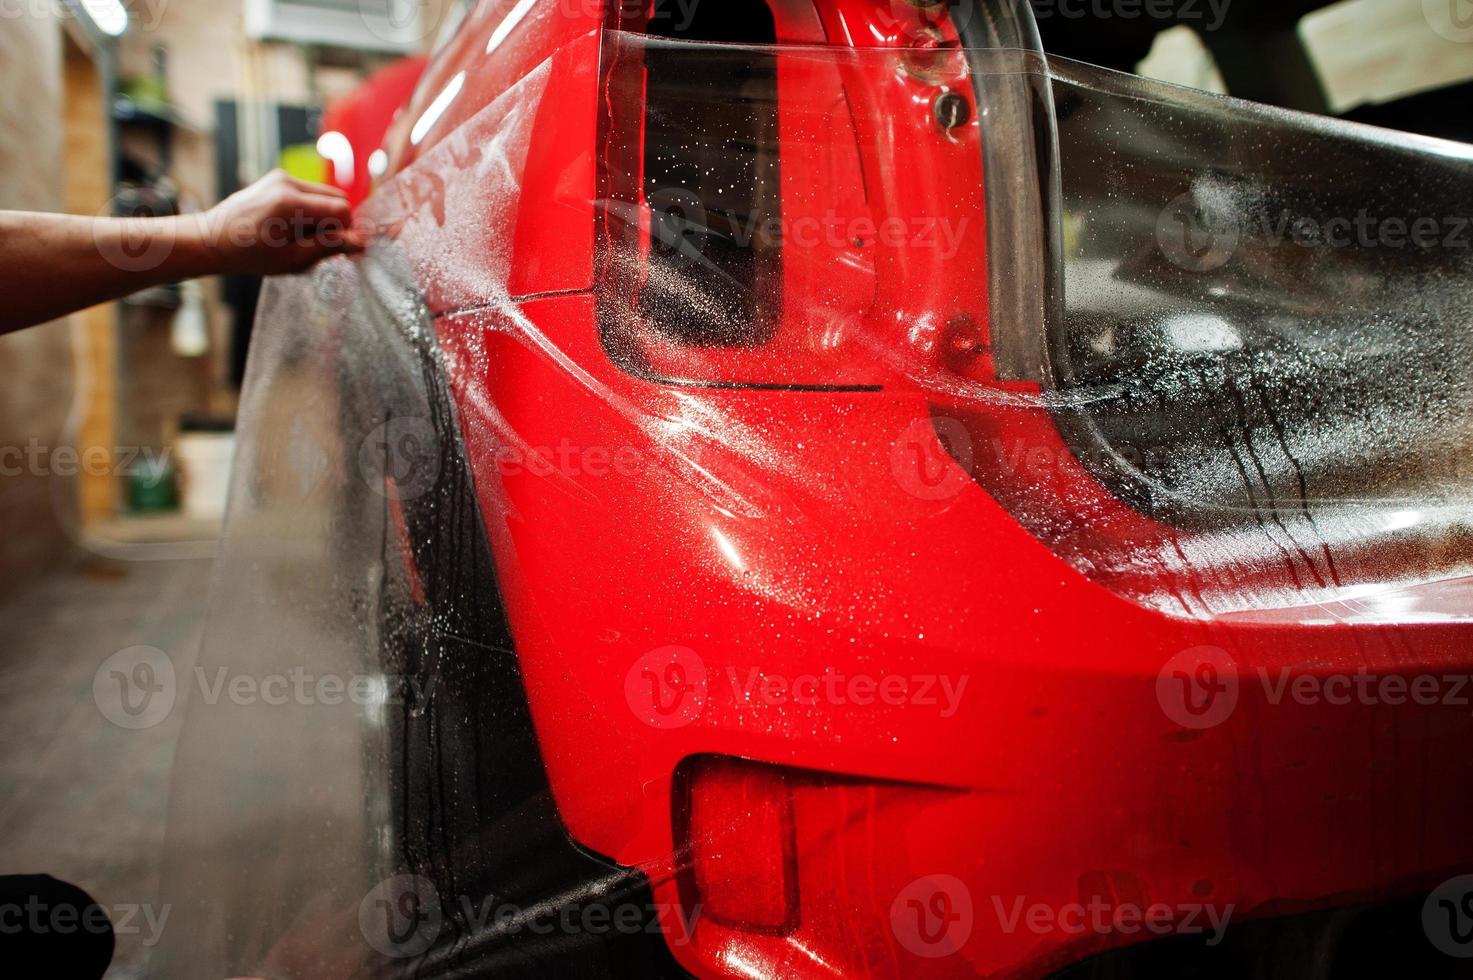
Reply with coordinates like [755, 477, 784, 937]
[171, 279, 210, 358]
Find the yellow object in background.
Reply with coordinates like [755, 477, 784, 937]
[277, 143, 329, 185]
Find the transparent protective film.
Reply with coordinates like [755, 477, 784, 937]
[151, 61, 682, 980]
[154, 246, 431, 978]
[157, 22, 1473, 980]
[596, 40, 1040, 391]
[982, 60, 1473, 623]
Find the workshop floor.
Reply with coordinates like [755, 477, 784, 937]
[0, 554, 212, 979]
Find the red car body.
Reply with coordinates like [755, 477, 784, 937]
[324, 0, 1473, 976]
[320, 55, 429, 206]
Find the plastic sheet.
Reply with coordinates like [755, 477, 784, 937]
[159, 5, 1473, 978]
[1017, 59, 1473, 623]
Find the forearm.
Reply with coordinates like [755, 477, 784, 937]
[0, 211, 216, 335]
[0, 173, 362, 335]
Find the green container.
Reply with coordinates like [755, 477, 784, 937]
[127, 457, 178, 514]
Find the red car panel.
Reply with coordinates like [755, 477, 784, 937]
[161, 0, 1473, 977]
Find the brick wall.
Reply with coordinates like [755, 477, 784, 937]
[0, 11, 77, 590]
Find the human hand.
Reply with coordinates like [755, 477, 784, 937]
[189, 169, 372, 276]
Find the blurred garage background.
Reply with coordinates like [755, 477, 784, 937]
[0, 3, 455, 977]
[0, 0, 461, 575]
[0, 0, 1467, 976]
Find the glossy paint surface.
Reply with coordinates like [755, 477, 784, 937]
[359, 0, 1473, 975]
